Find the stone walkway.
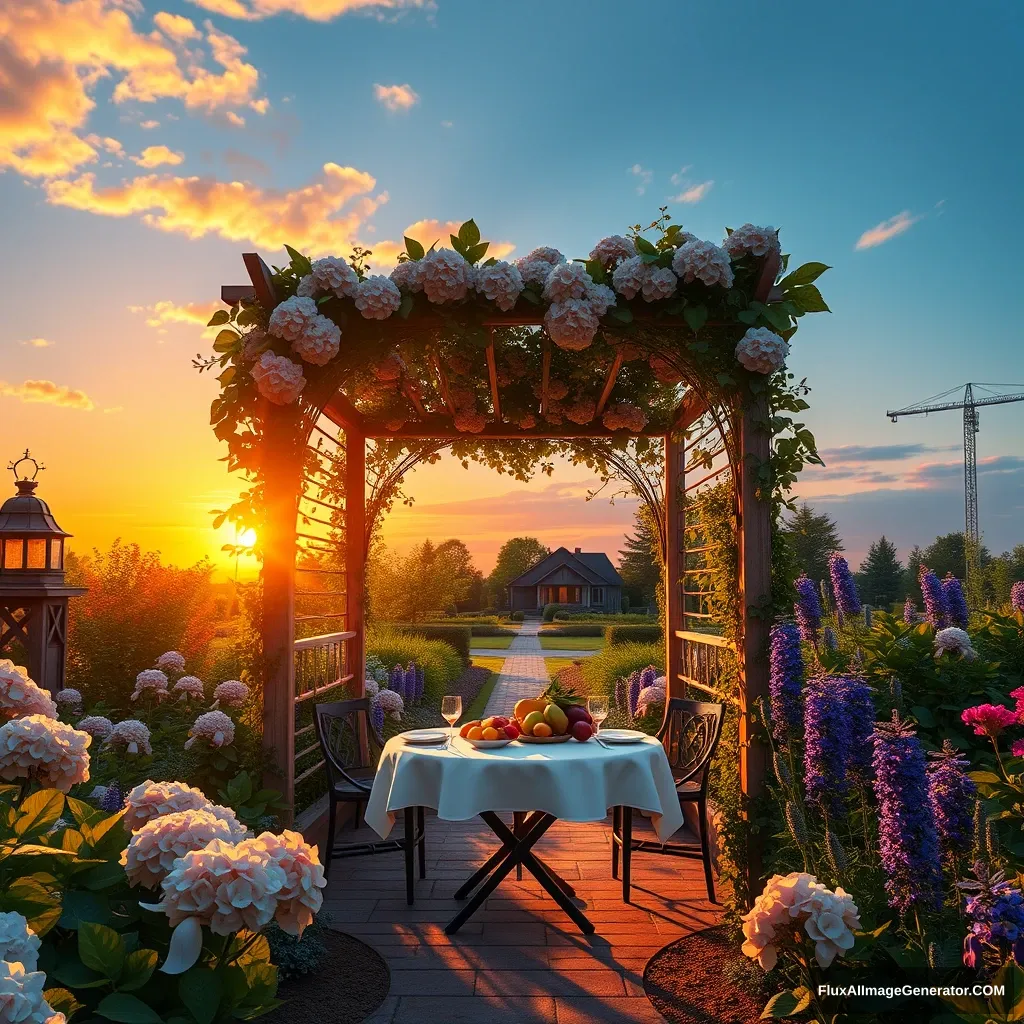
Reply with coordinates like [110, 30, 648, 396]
[482, 617, 548, 718]
[473, 648, 598, 660]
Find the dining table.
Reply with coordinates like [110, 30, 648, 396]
[363, 730, 684, 934]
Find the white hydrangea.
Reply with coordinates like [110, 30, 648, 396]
[295, 274, 316, 298]
[935, 627, 977, 661]
[131, 669, 169, 703]
[0, 716, 91, 793]
[212, 680, 249, 709]
[390, 260, 424, 293]
[589, 235, 636, 267]
[155, 651, 187, 674]
[108, 719, 152, 756]
[515, 258, 556, 288]
[364, 679, 379, 697]
[0, 960, 55, 1024]
[636, 681, 667, 718]
[640, 266, 677, 301]
[250, 352, 306, 406]
[172, 676, 205, 702]
[671, 240, 734, 288]
[724, 224, 780, 260]
[354, 276, 402, 320]
[55, 689, 81, 709]
[0, 913, 40, 971]
[309, 256, 359, 298]
[184, 710, 235, 750]
[373, 688, 404, 720]
[291, 314, 341, 366]
[474, 261, 524, 311]
[268, 296, 318, 342]
[522, 246, 565, 267]
[421, 249, 471, 303]
[611, 256, 646, 299]
[77, 716, 114, 742]
[0, 661, 56, 721]
[544, 299, 600, 351]
[586, 283, 616, 316]
[542, 262, 593, 303]
[735, 327, 789, 374]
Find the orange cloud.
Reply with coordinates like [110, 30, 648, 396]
[129, 299, 222, 334]
[186, 0, 432, 22]
[19, 338, 55, 348]
[370, 219, 515, 268]
[672, 180, 713, 204]
[374, 83, 419, 112]
[46, 162, 386, 256]
[154, 11, 201, 41]
[855, 211, 919, 250]
[0, 379, 94, 410]
[132, 145, 185, 168]
[140, 120, 160, 130]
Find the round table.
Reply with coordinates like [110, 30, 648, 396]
[364, 731, 685, 933]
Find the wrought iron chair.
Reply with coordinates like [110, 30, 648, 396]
[313, 697, 426, 904]
[611, 698, 725, 903]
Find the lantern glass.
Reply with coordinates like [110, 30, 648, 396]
[49, 538, 63, 570]
[26, 539, 46, 569]
[3, 539, 24, 570]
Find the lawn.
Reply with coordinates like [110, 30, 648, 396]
[469, 635, 514, 650]
[461, 656, 505, 722]
[544, 657, 579, 681]
[538, 636, 604, 650]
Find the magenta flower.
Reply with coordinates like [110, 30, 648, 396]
[962, 704, 1018, 738]
[1012, 740, 1024, 758]
[1012, 581, 1024, 614]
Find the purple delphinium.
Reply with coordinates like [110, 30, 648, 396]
[639, 666, 658, 690]
[100, 780, 123, 813]
[415, 663, 425, 701]
[768, 623, 804, 745]
[614, 677, 627, 714]
[903, 597, 917, 624]
[390, 663, 405, 699]
[829, 553, 862, 618]
[919, 565, 950, 629]
[794, 574, 823, 644]
[928, 740, 976, 858]
[823, 627, 838, 652]
[837, 676, 875, 785]
[370, 697, 385, 743]
[872, 713, 944, 914]
[960, 862, 1024, 970]
[944, 574, 970, 628]
[803, 677, 852, 816]
[627, 672, 642, 720]
[1012, 581, 1024, 615]
[405, 664, 417, 703]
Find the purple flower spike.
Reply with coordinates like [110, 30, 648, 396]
[928, 741, 976, 857]
[960, 862, 1024, 970]
[794, 574, 823, 644]
[903, 597, 917, 624]
[640, 666, 657, 690]
[829, 552, 862, 618]
[627, 672, 642, 720]
[415, 663, 425, 700]
[919, 565, 950, 629]
[405, 664, 417, 702]
[838, 676, 875, 785]
[370, 698, 385, 743]
[872, 713, 943, 914]
[390, 664, 405, 699]
[943, 574, 969, 628]
[804, 678, 852, 816]
[1012, 581, 1024, 615]
[100, 780, 123, 813]
[768, 623, 804, 744]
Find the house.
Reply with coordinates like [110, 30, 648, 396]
[506, 547, 624, 612]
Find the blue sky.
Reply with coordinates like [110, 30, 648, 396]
[1, 0, 1021, 571]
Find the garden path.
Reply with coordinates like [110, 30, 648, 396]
[481, 618, 548, 718]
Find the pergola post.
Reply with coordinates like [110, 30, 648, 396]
[664, 434, 684, 699]
[737, 396, 772, 897]
[345, 429, 366, 696]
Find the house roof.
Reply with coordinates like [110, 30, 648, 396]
[508, 547, 624, 589]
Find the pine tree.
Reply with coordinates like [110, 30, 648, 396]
[782, 504, 844, 584]
[618, 506, 663, 611]
[858, 536, 904, 608]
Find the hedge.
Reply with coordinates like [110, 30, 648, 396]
[542, 624, 604, 638]
[553, 611, 659, 624]
[542, 603, 573, 622]
[509, 611, 525, 622]
[366, 624, 465, 693]
[391, 623, 472, 662]
[468, 624, 516, 638]
[605, 624, 664, 646]
[580, 642, 665, 695]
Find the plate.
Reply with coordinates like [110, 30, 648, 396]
[517, 733, 572, 744]
[464, 737, 513, 749]
[401, 730, 447, 745]
[597, 729, 647, 744]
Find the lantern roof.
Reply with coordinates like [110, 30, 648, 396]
[0, 452, 72, 537]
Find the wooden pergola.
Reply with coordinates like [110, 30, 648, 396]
[221, 248, 780, 888]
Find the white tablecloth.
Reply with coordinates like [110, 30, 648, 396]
[364, 732, 684, 842]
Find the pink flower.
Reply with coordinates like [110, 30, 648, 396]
[961, 704, 1018, 738]
[78, 716, 114, 742]
[123, 779, 214, 833]
[0, 715, 90, 792]
[250, 352, 306, 406]
[1012, 740, 1024, 758]
[108, 719, 152, 756]
[131, 669, 169, 703]
[0, 661, 57, 721]
[212, 680, 249, 709]
[155, 651, 187, 674]
[256, 830, 327, 936]
[184, 711, 235, 750]
[172, 676, 205, 702]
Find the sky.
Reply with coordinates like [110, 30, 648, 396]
[1, 0, 1022, 577]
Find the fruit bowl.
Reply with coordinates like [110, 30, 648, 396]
[464, 736, 514, 749]
[517, 733, 572, 744]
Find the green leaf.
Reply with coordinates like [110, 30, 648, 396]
[213, 329, 239, 354]
[82, 810, 128, 860]
[118, 950, 158, 993]
[910, 704, 935, 727]
[96, 994, 164, 1024]
[15, 790, 64, 839]
[235, 307, 259, 328]
[45, 987, 84, 1021]
[283, 245, 312, 278]
[403, 237, 425, 261]
[61, 891, 111, 930]
[50, 955, 108, 990]
[608, 306, 633, 323]
[788, 283, 830, 313]
[449, 235, 467, 256]
[80, 922, 126, 980]
[179, 969, 222, 1024]
[465, 241, 489, 265]
[780, 261, 830, 288]
[683, 305, 707, 332]
[736, 309, 759, 325]
[67, 797, 104, 828]
[760, 987, 812, 1018]
[206, 310, 231, 328]
[635, 236, 658, 256]
[235, 935, 271, 966]
[4, 876, 62, 935]
[457, 219, 481, 247]
[970, 771, 1002, 783]
[760, 303, 793, 332]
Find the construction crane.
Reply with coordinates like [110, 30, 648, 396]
[887, 383, 1024, 590]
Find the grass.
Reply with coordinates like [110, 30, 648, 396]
[544, 657, 579, 681]
[461, 657, 505, 723]
[469, 635, 514, 649]
[538, 636, 604, 651]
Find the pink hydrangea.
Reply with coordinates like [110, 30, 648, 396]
[474, 261, 524, 311]
[961, 704, 1018, 738]
[77, 716, 114, 742]
[256, 830, 327, 936]
[155, 651, 187, 674]
[1012, 740, 1024, 758]
[390, 259, 424, 293]
[108, 719, 152, 756]
[640, 266, 677, 301]
[736, 327, 789, 374]
[131, 669, 169, 703]
[185, 711, 235, 750]
[55, 689, 82, 711]
[124, 779, 211, 832]
[308, 256, 359, 298]
[544, 299, 600, 351]
[0, 715, 90, 792]
[611, 256, 646, 299]
[268, 296, 317, 342]
[0, 960, 56, 1024]
[0, 661, 57, 720]
[291, 314, 341, 365]
[542, 262, 593, 303]
[453, 409, 488, 434]
[586, 282, 616, 316]
[212, 680, 249, 709]
[354, 276, 402, 320]
[724, 224, 780, 260]
[589, 235, 636, 267]
[421, 249, 471, 303]
[122, 809, 248, 888]
[515, 258, 556, 288]
[250, 352, 306, 406]
[563, 397, 596, 425]
[602, 402, 648, 432]
[172, 676, 205, 702]
[671, 240, 734, 288]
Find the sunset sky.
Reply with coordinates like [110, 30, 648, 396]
[2, 0, 1022, 578]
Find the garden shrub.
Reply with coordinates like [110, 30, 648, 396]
[606, 623, 663, 646]
[509, 611, 525, 622]
[581, 642, 664, 695]
[367, 624, 464, 693]
[553, 611, 657, 624]
[390, 623, 471, 662]
[542, 625, 604, 637]
[265, 916, 330, 981]
[542, 603, 572, 622]
[466, 624, 516, 638]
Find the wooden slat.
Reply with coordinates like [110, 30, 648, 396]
[540, 342, 551, 416]
[675, 630, 732, 648]
[753, 249, 782, 304]
[320, 393, 366, 432]
[363, 420, 668, 440]
[401, 381, 428, 419]
[594, 352, 624, 417]
[485, 339, 501, 422]
[671, 390, 709, 432]
[222, 285, 256, 305]
[430, 354, 456, 417]
[345, 430, 367, 704]
[242, 253, 278, 309]
[664, 434, 684, 700]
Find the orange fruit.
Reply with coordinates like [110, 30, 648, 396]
[482, 727, 500, 740]
[459, 720, 481, 739]
[467, 726, 484, 741]
[532, 722, 553, 738]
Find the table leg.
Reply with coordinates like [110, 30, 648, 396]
[404, 806, 415, 906]
[621, 805, 632, 904]
[513, 811, 525, 881]
[479, 812, 577, 899]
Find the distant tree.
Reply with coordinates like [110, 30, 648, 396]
[904, 545, 925, 602]
[858, 536, 904, 608]
[486, 537, 550, 608]
[367, 538, 477, 621]
[782, 504, 844, 584]
[986, 555, 1016, 606]
[921, 532, 991, 581]
[434, 539, 484, 612]
[618, 506, 662, 611]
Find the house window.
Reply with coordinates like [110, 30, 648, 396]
[592, 587, 604, 605]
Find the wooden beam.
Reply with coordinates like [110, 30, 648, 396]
[362, 420, 667, 440]
[664, 434, 684, 701]
[540, 342, 552, 416]
[594, 352, 624, 417]
[753, 249, 782, 305]
[430, 354, 456, 417]
[345, 431, 366, 698]
[242, 253, 279, 309]
[671, 390, 710, 432]
[485, 339, 502, 422]
[222, 285, 256, 305]
[320, 393, 366, 433]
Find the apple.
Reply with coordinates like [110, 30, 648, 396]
[504, 723, 520, 740]
[571, 721, 593, 742]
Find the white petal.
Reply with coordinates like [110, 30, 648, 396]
[160, 917, 203, 974]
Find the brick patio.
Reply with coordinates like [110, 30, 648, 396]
[319, 811, 721, 1023]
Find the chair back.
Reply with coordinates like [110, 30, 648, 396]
[313, 698, 382, 791]
[658, 698, 725, 790]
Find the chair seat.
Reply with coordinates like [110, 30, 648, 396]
[332, 767, 374, 798]
[675, 779, 702, 799]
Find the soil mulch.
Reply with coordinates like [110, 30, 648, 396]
[644, 925, 767, 1024]
[266, 929, 390, 1024]
[395, 664, 493, 732]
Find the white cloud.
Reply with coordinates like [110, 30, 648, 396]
[855, 210, 920, 250]
[669, 165, 692, 186]
[672, 180, 713, 204]
[129, 299, 222, 334]
[132, 145, 185, 168]
[373, 83, 419, 112]
[18, 337, 55, 348]
[629, 164, 652, 195]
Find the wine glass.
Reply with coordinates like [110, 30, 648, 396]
[441, 695, 462, 748]
[587, 696, 609, 740]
